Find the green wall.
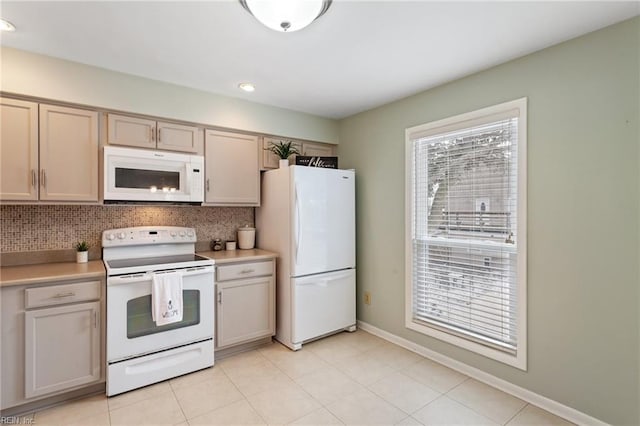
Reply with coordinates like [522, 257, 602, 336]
[338, 17, 639, 425]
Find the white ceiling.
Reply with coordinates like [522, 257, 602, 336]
[1, 1, 638, 119]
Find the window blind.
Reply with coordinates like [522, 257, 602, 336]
[411, 117, 519, 352]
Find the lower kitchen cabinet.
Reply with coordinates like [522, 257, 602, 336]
[1, 276, 105, 411]
[215, 259, 275, 349]
[25, 301, 101, 398]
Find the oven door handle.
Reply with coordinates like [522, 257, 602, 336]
[108, 266, 214, 285]
[177, 266, 215, 277]
[108, 273, 152, 285]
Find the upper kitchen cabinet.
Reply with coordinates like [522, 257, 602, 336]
[261, 137, 336, 170]
[0, 98, 39, 201]
[300, 141, 335, 157]
[39, 104, 99, 202]
[205, 130, 260, 206]
[106, 114, 155, 149]
[107, 113, 202, 153]
[0, 100, 99, 203]
[261, 137, 302, 170]
[157, 121, 202, 153]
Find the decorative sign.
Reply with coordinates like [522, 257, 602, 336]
[295, 156, 338, 169]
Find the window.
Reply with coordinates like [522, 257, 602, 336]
[405, 98, 527, 369]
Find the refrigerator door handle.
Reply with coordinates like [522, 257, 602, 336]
[297, 280, 329, 287]
[295, 270, 353, 284]
[294, 183, 301, 265]
[325, 270, 354, 281]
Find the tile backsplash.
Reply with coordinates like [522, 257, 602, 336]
[1, 205, 253, 254]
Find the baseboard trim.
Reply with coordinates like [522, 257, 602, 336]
[357, 321, 608, 426]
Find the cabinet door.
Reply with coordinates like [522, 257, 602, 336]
[157, 121, 201, 153]
[0, 98, 39, 201]
[205, 130, 259, 205]
[107, 113, 156, 149]
[25, 301, 101, 398]
[39, 105, 99, 201]
[302, 141, 335, 157]
[216, 276, 274, 349]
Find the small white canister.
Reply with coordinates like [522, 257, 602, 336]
[237, 226, 256, 250]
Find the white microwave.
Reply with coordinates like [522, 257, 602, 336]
[103, 146, 204, 204]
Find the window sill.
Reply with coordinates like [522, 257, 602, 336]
[405, 318, 527, 370]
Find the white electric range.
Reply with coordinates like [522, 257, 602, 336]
[102, 226, 214, 396]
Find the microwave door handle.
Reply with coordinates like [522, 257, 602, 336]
[185, 165, 191, 195]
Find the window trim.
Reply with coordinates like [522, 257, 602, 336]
[404, 98, 527, 370]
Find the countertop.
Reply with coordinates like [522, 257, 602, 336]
[0, 260, 106, 288]
[198, 249, 277, 264]
[0, 249, 277, 288]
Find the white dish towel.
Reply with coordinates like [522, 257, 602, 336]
[151, 271, 184, 326]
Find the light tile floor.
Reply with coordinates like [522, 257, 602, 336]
[29, 330, 574, 425]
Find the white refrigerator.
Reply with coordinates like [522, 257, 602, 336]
[256, 165, 356, 350]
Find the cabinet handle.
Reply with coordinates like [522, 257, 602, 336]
[52, 292, 75, 299]
[94, 311, 98, 329]
[217, 292, 222, 304]
[240, 269, 255, 274]
[31, 169, 36, 188]
[151, 127, 156, 142]
[157, 128, 161, 143]
[40, 169, 46, 188]
[206, 179, 210, 192]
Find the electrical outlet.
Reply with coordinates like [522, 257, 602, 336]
[364, 291, 371, 305]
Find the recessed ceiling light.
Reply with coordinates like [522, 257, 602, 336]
[238, 83, 256, 92]
[0, 19, 16, 32]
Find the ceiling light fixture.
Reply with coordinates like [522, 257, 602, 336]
[238, 82, 256, 92]
[239, 0, 332, 32]
[0, 18, 16, 32]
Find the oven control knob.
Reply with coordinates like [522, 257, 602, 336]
[118, 232, 126, 240]
[106, 234, 115, 241]
[179, 231, 186, 237]
[187, 231, 194, 238]
[170, 231, 177, 237]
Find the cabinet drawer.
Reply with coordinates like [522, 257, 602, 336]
[25, 281, 101, 309]
[217, 261, 273, 281]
